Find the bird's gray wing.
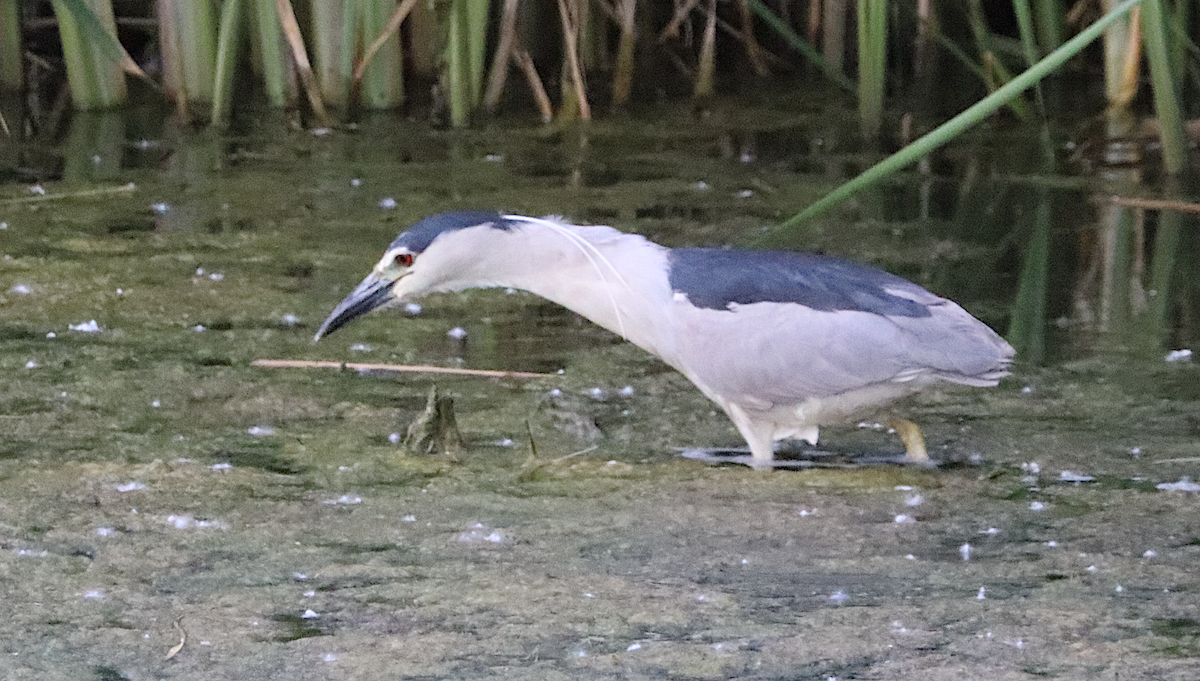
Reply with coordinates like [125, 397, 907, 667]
[671, 296, 1010, 408]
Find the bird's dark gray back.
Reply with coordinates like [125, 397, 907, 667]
[668, 248, 933, 317]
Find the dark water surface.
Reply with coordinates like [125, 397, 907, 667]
[2, 100, 1199, 679]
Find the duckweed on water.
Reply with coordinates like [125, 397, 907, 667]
[2, 114, 1200, 679]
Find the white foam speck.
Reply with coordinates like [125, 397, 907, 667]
[322, 495, 362, 505]
[1059, 470, 1094, 483]
[1157, 477, 1200, 492]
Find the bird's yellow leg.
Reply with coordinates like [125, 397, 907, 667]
[887, 418, 928, 463]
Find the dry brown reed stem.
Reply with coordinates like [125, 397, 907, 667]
[591, 0, 617, 23]
[251, 358, 555, 379]
[1101, 195, 1200, 214]
[659, 0, 701, 41]
[484, 0, 521, 112]
[806, 0, 819, 43]
[914, 0, 934, 78]
[275, 0, 332, 126]
[699, 4, 787, 71]
[610, 0, 636, 106]
[737, 0, 768, 76]
[1111, 6, 1141, 108]
[1065, 0, 1090, 25]
[693, 0, 716, 97]
[822, 0, 847, 71]
[982, 52, 997, 91]
[556, 0, 591, 120]
[354, 0, 421, 84]
[155, 0, 188, 119]
[513, 47, 554, 122]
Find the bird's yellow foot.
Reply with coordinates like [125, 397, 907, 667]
[887, 418, 928, 463]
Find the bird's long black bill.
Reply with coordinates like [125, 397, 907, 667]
[314, 277, 394, 341]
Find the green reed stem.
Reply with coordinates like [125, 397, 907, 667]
[967, 0, 1028, 119]
[51, 0, 128, 109]
[759, 0, 1145, 245]
[856, 0, 887, 140]
[211, 0, 244, 124]
[310, 0, 352, 108]
[1141, 0, 1187, 174]
[1013, 0, 1051, 118]
[251, 0, 290, 107]
[1168, 0, 1189, 80]
[446, 0, 470, 127]
[174, 0, 218, 105]
[443, 0, 489, 126]
[1166, 14, 1200, 100]
[465, 0, 489, 108]
[0, 0, 21, 90]
[1012, 0, 1040, 66]
[358, 0, 404, 109]
[1033, 0, 1063, 53]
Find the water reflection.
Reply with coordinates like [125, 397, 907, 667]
[1, 104, 1196, 370]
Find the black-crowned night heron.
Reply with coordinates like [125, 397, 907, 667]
[316, 211, 1014, 470]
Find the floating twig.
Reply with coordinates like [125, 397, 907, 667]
[1102, 195, 1200, 214]
[252, 358, 555, 379]
[525, 419, 539, 459]
[0, 182, 136, 205]
[165, 616, 187, 661]
[553, 444, 598, 463]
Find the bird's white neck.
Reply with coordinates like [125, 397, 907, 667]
[424, 216, 677, 359]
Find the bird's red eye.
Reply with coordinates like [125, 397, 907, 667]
[394, 253, 414, 267]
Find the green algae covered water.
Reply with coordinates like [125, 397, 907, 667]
[1, 100, 1199, 679]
